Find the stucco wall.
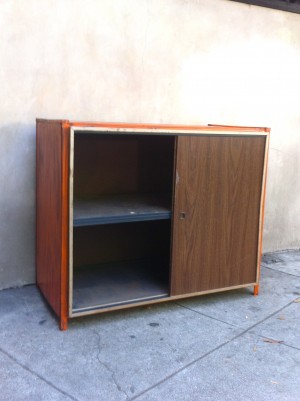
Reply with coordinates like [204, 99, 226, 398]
[0, 0, 299, 289]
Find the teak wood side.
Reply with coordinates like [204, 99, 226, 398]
[36, 119, 270, 330]
[36, 120, 69, 330]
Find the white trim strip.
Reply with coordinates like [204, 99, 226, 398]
[72, 126, 268, 136]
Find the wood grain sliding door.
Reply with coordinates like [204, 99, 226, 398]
[171, 135, 266, 296]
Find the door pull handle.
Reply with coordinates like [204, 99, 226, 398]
[179, 212, 186, 220]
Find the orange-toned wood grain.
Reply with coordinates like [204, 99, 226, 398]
[37, 118, 269, 133]
[208, 123, 270, 133]
[60, 123, 70, 330]
[36, 119, 70, 330]
[36, 120, 63, 316]
[70, 121, 269, 133]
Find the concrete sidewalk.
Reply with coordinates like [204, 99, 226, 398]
[1, 250, 300, 401]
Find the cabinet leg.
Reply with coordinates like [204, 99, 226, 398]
[60, 316, 68, 331]
[253, 284, 259, 296]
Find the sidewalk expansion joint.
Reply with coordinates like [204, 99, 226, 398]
[173, 301, 239, 328]
[0, 347, 80, 401]
[129, 299, 297, 401]
[261, 265, 300, 279]
[253, 333, 300, 352]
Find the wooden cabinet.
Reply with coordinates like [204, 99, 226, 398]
[36, 120, 269, 330]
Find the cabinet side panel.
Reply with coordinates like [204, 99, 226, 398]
[60, 124, 70, 327]
[171, 135, 266, 295]
[36, 121, 63, 316]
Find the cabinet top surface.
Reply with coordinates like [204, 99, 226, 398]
[36, 119, 270, 135]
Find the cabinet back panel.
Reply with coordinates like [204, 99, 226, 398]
[171, 135, 266, 295]
[74, 135, 139, 197]
[73, 220, 171, 267]
[74, 134, 175, 198]
[137, 136, 175, 194]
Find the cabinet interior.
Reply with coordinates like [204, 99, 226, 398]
[71, 132, 176, 314]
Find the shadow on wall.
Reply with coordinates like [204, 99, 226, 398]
[0, 123, 36, 290]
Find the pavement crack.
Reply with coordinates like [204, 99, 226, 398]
[93, 330, 129, 401]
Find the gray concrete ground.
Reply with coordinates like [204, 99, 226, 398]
[0, 250, 299, 401]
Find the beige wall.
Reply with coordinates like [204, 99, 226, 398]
[0, 0, 299, 288]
